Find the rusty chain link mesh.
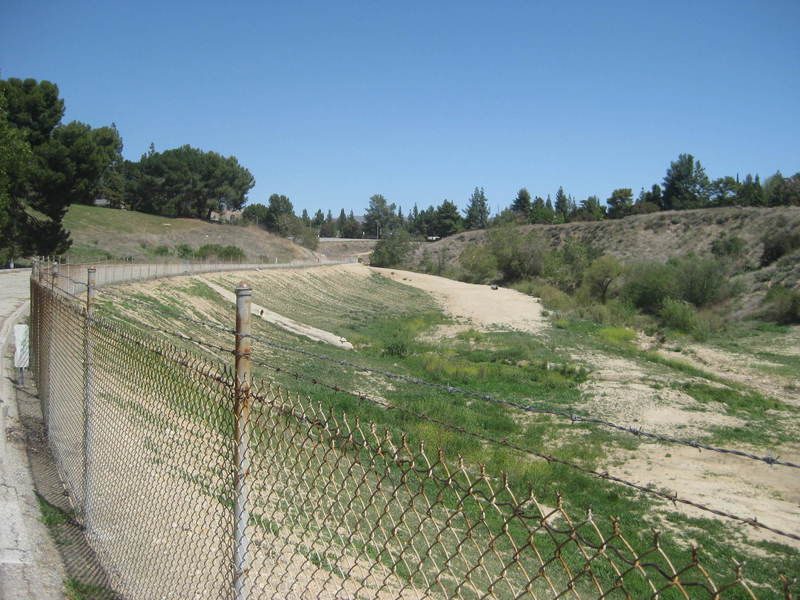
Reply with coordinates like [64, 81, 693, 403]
[29, 271, 797, 600]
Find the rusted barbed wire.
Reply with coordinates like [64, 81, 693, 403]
[87, 286, 800, 471]
[244, 332, 800, 471]
[249, 355, 800, 545]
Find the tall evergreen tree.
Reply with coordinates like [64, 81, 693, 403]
[434, 199, 463, 237]
[464, 186, 490, 230]
[661, 154, 711, 210]
[364, 194, 397, 238]
[510, 187, 531, 216]
[554, 187, 573, 222]
[606, 188, 633, 219]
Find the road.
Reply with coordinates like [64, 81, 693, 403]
[0, 269, 64, 600]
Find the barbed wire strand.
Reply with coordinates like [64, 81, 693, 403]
[249, 355, 800, 545]
[92, 303, 235, 357]
[97, 287, 237, 336]
[87, 286, 800, 470]
[244, 332, 800, 471]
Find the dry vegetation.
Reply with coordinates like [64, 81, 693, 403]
[410, 206, 800, 312]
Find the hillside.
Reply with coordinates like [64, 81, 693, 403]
[409, 206, 800, 312]
[62, 204, 316, 263]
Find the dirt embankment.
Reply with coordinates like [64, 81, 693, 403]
[370, 267, 547, 334]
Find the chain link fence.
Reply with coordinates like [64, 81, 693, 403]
[29, 267, 796, 600]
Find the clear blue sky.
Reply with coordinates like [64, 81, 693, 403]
[2, 0, 798, 216]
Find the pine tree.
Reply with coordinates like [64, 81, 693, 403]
[511, 188, 532, 215]
[554, 187, 571, 221]
[464, 187, 490, 230]
[661, 154, 711, 210]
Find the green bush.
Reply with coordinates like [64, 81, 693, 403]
[711, 235, 745, 259]
[672, 255, 731, 307]
[576, 299, 636, 326]
[459, 245, 497, 283]
[581, 255, 623, 303]
[195, 244, 246, 261]
[622, 262, 678, 313]
[761, 229, 800, 266]
[542, 241, 601, 293]
[371, 230, 412, 267]
[762, 285, 800, 324]
[153, 245, 170, 256]
[659, 298, 698, 333]
[487, 227, 548, 281]
[512, 279, 575, 312]
[175, 243, 194, 259]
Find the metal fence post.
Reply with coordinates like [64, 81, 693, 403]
[83, 267, 96, 531]
[234, 283, 252, 600]
[51, 261, 59, 293]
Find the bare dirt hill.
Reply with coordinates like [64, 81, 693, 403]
[316, 238, 377, 260]
[62, 204, 317, 263]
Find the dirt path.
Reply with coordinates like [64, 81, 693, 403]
[370, 267, 547, 334]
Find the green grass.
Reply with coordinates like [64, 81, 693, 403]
[36, 495, 74, 527]
[597, 326, 637, 346]
[64, 578, 115, 600]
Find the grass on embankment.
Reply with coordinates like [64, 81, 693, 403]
[61, 203, 313, 263]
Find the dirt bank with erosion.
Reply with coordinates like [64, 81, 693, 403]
[370, 267, 547, 335]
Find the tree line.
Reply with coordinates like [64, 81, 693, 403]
[3, 77, 798, 265]
[0, 77, 255, 265]
[248, 154, 798, 249]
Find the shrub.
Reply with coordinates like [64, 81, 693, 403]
[487, 226, 547, 281]
[622, 262, 678, 313]
[542, 241, 600, 293]
[672, 255, 731, 307]
[371, 230, 412, 267]
[762, 285, 800, 324]
[459, 245, 497, 283]
[175, 243, 194, 259]
[512, 279, 575, 312]
[711, 235, 745, 259]
[153, 245, 170, 256]
[582, 255, 623, 303]
[761, 229, 800, 266]
[382, 338, 409, 358]
[659, 298, 698, 333]
[195, 244, 246, 261]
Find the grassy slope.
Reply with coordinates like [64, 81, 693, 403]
[62, 204, 316, 263]
[91, 266, 798, 597]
